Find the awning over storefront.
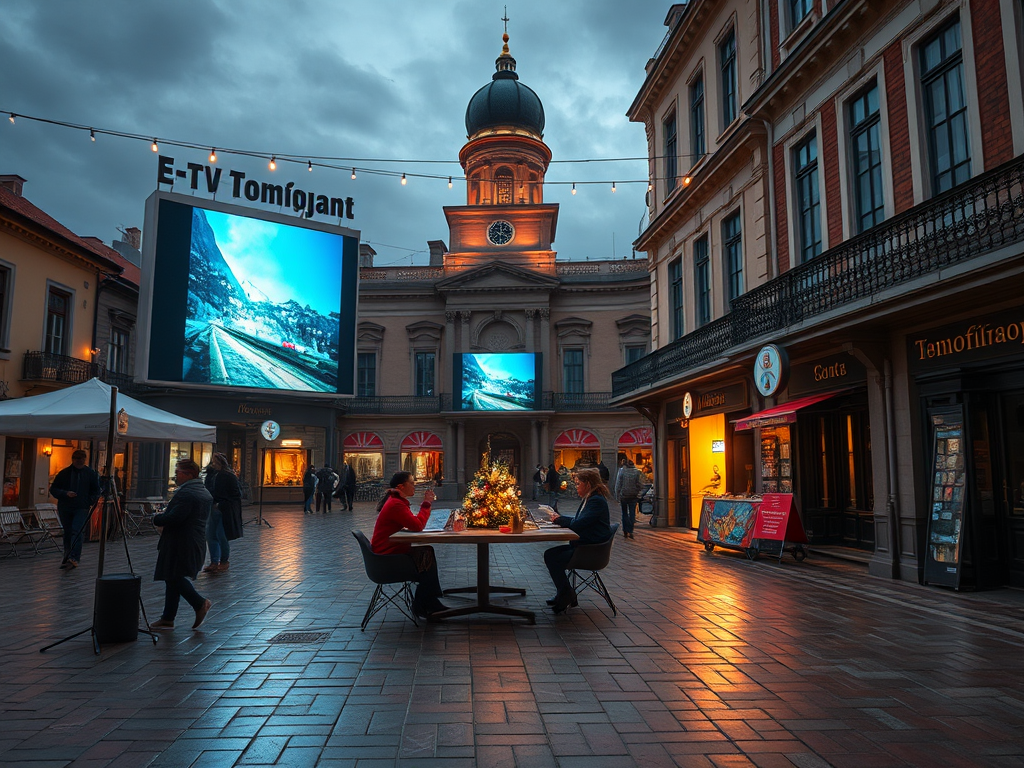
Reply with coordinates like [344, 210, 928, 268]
[618, 427, 653, 447]
[400, 431, 443, 450]
[554, 429, 600, 448]
[343, 431, 384, 449]
[733, 391, 845, 431]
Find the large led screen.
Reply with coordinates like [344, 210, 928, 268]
[139, 192, 359, 396]
[454, 353, 540, 411]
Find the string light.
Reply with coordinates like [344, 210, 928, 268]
[448, 176, 453, 189]
[90, 128, 96, 142]
[571, 182, 576, 195]
[209, 148, 217, 163]
[269, 156, 276, 171]
[647, 181, 653, 191]
[401, 173, 407, 185]
[612, 182, 617, 192]
[351, 168, 356, 180]
[308, 160, 313, 172]
[683, 175, 692, 186]
[8, 114, 14, 124]
[151, 138, 159, 152]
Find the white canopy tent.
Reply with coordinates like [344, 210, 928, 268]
[0, 378, 215, 442]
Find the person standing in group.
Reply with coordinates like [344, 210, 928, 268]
[150, 459, 213, 630]
[302, 464, 318, 514]
[532, 464, 545, 501]
[614, 459, 643, 540]
[202, 453, 243, 573]
[545, 463, 560, 513]
[317, 464, 339, 513]
[370, 471, 447, 618]
[543, 468, 612, 613]
[342, 462, 357, 511]
[597, 460, 610, 484]
[48, 449, 101, 570]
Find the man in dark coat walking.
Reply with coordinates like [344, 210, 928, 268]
[316, 465, 338, 513]
[48, 449, 101, 569]
[340, 462, 357, 511]
[150, 459, 213, 630]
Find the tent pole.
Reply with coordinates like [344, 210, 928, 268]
[97, 385, 117, 577]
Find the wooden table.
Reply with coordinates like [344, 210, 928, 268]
[390, 527, 578, 624]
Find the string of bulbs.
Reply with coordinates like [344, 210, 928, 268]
[3, 108, 707, 193]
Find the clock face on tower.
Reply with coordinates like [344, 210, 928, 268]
[487, 220, 515, 246]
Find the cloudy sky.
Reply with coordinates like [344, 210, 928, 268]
[0, 1, 669, 266]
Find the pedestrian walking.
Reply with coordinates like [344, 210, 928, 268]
[341, 462, 357, 510]
[532, 464, 545, 501]
[614, 459, 643, 539]
[150, 459, 213, 630]
[303, 465, 318, 514]
[317, 465, 339, 513]
[597, 460, 610, 483]
[545, 463, 560, 513]
[202, 453, 243, 573]
[48, 449, 101, 570]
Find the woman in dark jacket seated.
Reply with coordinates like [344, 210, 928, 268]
[543, 468, 612, 613]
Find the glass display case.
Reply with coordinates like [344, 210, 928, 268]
[262, 449, 309, 486]
[760, 425, 792, 494]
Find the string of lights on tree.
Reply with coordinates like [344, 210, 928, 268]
[2, 108, 702, 193]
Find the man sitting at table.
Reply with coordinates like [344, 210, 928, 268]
[370, 471, 447, 618]
[543, 467, 612, 614]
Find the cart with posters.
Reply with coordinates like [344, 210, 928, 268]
[697, 493, 808, 562]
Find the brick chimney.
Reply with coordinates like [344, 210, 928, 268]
[122, 226, 141, 250]
[0, 174, 26, 196]
[427, 240, 448, 267]
[358, 243, 376, 268]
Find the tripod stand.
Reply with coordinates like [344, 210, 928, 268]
[40, 475, 158, 654]
[244, 446, 273, 528]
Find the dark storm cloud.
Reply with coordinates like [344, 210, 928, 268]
[0, 1, 670, 264]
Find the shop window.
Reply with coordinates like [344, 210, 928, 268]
[690, 74, 705, 161]
[722, 211, 743, 304]
[842, 412, 873, 511]
[563, 348, 584, 394]
[849, 82, 885, 233]
[108, 326, 130, 374]
[793, 133, 821, 263]
[760, 425, 792, 494]
[694, 237, 710, 327]
[3, 437, 34, 507]
[663, 110, 678, 195]
[168, 442, 212, 491]
[720, 28, 737, 128]
[401, 451, 443, 484]
[262, 449, 308, 487]
[347, 452, 384, 485]
[45, 286, 71, 355]
[921, 15, 971, 195]
[357, 352, 376, 397]
[669, 257, 684, 340]
[415, 351, 435, 397]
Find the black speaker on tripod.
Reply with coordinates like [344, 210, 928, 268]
[94, 573, 142, 644]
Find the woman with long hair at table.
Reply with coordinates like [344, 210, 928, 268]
[543, 467, 612, 614]
[370, 471, 447, 617]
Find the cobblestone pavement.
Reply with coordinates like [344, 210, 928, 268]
[2, 501, 1023, 767]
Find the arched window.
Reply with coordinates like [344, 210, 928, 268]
[495, 168, 513, 205]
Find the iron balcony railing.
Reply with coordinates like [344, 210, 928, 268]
[343, 392, 626, 414]
[613, 154, 1024, 398]
[23, 351, 141, 392]
[551, 392, 628, 411]
[344, 396, 444, 414]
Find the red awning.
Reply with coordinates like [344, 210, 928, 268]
[618, 427, 653, 447]
[343, 431, 384, 449]
[401, 431, 443, 450]
[733, 391, 845, 431]
[553, 429, 600, 449]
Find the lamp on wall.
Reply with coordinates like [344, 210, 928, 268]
[42, 444, 52, 457]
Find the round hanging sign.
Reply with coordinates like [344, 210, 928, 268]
[682, 392, 693, 419]
[260, 420, 281, 441]
[754, 344, 787, 397]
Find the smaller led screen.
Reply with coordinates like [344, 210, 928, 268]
[454, 353, 540, 411]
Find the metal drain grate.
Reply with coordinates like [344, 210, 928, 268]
[267, 631, 331, 644]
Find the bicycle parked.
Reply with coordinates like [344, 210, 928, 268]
[636, 484, 659, 527]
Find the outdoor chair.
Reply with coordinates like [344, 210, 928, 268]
[33, 504, 64, 551]
[352, 530, 420, 631]
[566, 523, 619, 616]
[0, 508, 58, 557]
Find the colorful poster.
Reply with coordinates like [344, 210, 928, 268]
[697, 498, 759, 548]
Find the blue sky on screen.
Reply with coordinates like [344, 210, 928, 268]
[473, 353, 535, 381]
[204, 209, 343, 316]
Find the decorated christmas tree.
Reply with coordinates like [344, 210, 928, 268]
[462, 449, 524, 528]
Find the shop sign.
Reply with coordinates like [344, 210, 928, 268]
[754, 344, 788, 397]
[260, 420, 281, 441]
[691, 383, 748, 417]
[238, 403, 273, 417]
[682, 392, 693, 419]
[753, 494, 808, 544]
[789, 355, 866, 396]
[908, 308, 1024, 372]
[116, 408, 129, 435]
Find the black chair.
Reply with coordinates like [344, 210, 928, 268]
[352, 530, 421, 631]
[566, 523, 619, 616]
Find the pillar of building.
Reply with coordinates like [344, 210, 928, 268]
[460, 311, 472, 353]
[455, 419, 466, 488]
[539, 308, 551, 390]
[444, 310, 457, 396]
[525, 308, 536, 352]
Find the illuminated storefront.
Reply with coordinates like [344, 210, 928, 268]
[617, 427, 653, 483]
[400, 431, 443, 483]
[553, 429, 601, 472]
[343, 431, 385, 483]
[262, 439, 310, 488]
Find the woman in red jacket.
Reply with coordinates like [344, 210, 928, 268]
[371, 471, 447, 617]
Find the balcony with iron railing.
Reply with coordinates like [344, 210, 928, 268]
[613, 154, 1024, 398]
[341, 391, 628, 414]
[23, 351, 141, 392]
